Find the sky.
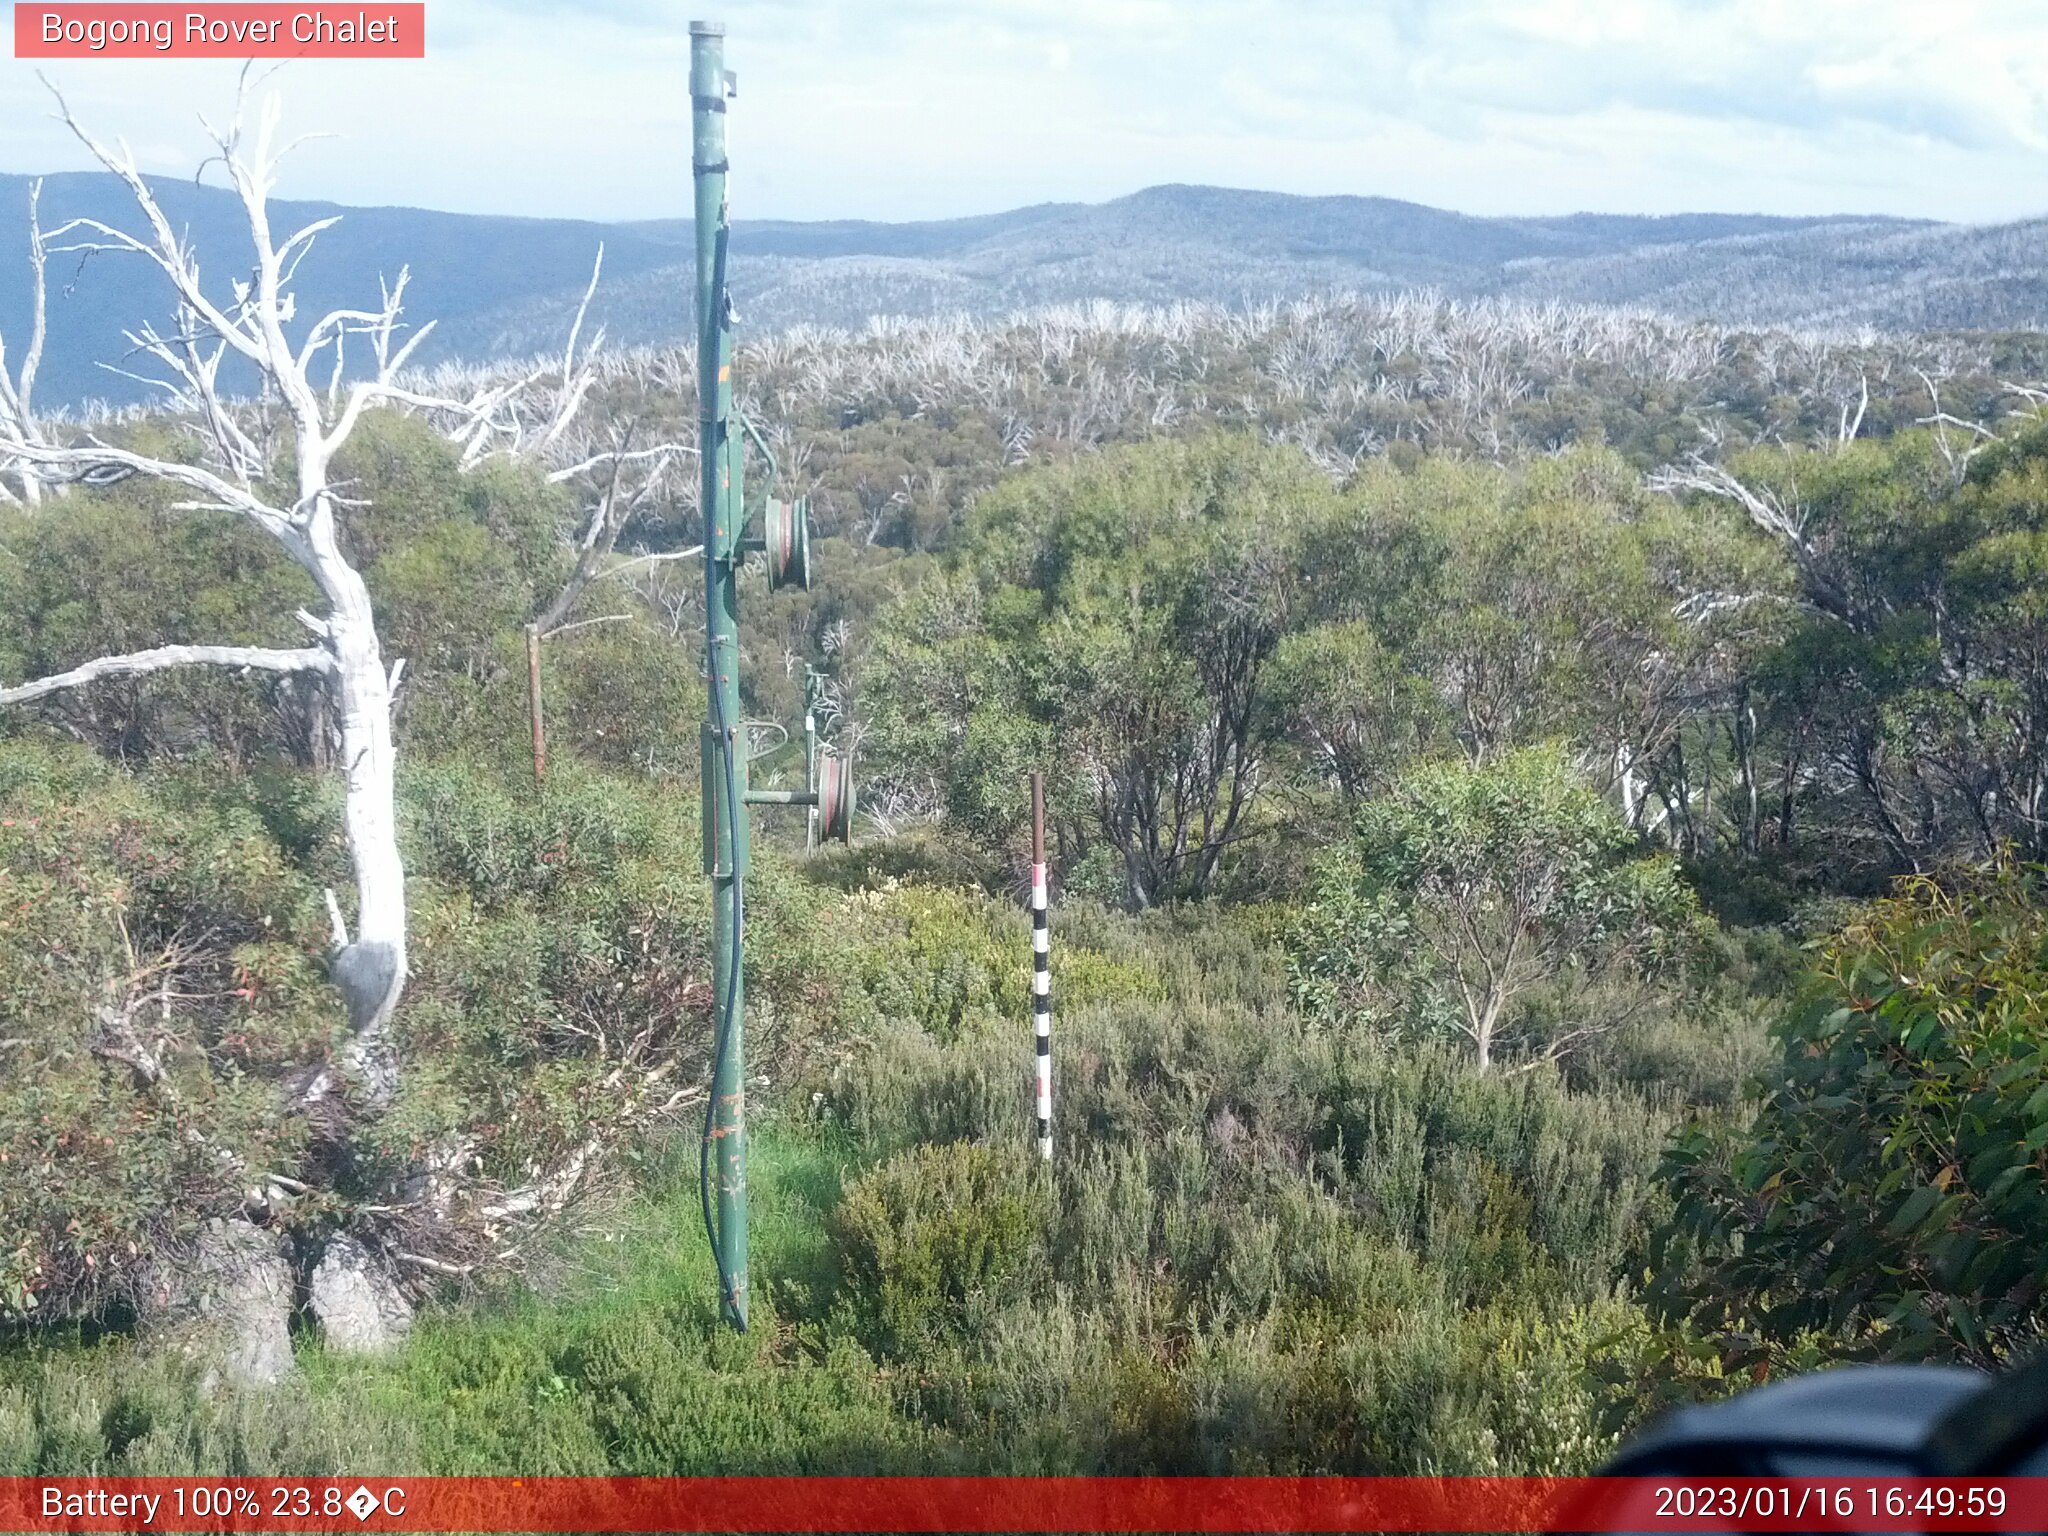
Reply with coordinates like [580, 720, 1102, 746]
[5, 0, 2048, 226]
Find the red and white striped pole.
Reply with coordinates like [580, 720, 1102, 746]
[1030, 771, 1052, 1162]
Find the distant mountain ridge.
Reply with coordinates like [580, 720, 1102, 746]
[0, 174, 2033, 408]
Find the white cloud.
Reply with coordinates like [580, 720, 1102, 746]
[0, 0, 2043, 222]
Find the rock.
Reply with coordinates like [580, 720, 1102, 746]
[137, 1217, 295, 1388]
[308, 1234, 412, 1354]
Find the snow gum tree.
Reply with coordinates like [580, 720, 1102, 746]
[0, 85, 653, 1378]
[0, 85, 618, 1095]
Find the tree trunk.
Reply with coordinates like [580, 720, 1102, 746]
[1698, 730, 1715, 856]
[308, 493, 407, 1103]
[1615, 738, 1644, 830]
[1734, 687, 1761, 858]
[527, 623, 546, 786]
[1778, 742, 1802, 849]
[1470, 992, 1502, 1073]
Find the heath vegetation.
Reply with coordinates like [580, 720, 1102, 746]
[3, 114, 2048, 1473]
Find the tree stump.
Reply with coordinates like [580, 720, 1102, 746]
[137, 1218, 295, 1388]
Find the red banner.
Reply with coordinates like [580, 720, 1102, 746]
[13, 5, 425, 58]
[2, 1477, 2046, 1533]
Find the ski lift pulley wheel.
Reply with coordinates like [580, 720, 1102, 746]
[817, 748, 855, 845]
[765, 495, 812, 592]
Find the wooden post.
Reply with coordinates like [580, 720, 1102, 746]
[526, 623, 546, 787]
[1031, 771, 1052, 1161]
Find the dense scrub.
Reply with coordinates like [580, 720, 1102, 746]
[858, 420, 2048, 904]
[0, 739, 852, 1320]
[6, 325, 2048, 1472]
[2, 869, 1751, 1475]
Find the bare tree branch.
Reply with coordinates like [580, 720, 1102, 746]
[545, 442, 694, 484]
[0, 643, 332, 705]
[2, 436, 303, 545]
[545, 612, 633, 639]
[1915, 367, 1994, 483]
[586, 543, 705, 583]
[533, 426, 691, 637]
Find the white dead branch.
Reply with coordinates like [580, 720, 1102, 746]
[0, 642, 332, 705]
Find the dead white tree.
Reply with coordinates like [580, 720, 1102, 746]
[0, 83, 597, 1097]
[0, 178, 52, 505]
[1837, 372, 1869, 445]
[1649, 453, 1867, 630]
[1914, 366, 1995, 484]
[534, 426, 699, 637]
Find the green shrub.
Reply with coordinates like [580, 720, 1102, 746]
[0, 740, 878, 1327]
[842, 883, 1163, 1043]
[0, 740, 328, 1321]
[1654, 865, 2048, 1363]
[1309, 1044, 1674, 1306]
[828, 1144, 1049, 1356]
[1290, 747, 1700, 1071]
[0, 1343, 428, 1475]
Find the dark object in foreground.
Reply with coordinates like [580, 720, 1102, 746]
[1605, 1356, 2048, 1473]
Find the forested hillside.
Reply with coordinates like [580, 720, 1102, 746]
[11, 172, 2048, 408]
[1497, 215, 2048, 332]
[6, 238, 2048, 1469]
